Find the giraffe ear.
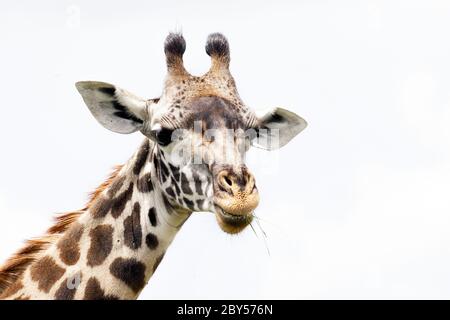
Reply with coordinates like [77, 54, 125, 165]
[75, 81, 148, 134]
[252, 107, 307, 150]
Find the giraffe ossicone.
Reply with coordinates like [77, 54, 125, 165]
[0, 32, 307, 300]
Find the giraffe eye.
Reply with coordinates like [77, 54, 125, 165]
[154, 127, 174, 146]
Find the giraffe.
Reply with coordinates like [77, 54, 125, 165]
[0, 33, 307, 300]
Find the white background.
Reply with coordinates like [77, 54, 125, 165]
[1, 0, 450, 299]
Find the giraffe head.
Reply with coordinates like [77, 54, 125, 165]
[76, 33, 307, 234]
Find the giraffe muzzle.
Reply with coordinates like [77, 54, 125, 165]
[213, 168, 260, 234]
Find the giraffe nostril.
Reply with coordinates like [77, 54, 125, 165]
[224, 176, 232, 187]
[217, 172, 234, 194]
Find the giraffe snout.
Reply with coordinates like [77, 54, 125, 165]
[214, 168, 259, 216]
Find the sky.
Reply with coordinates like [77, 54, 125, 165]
[1, 0, 450, 299]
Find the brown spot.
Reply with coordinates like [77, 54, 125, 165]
[110, 258, 146, 294]
[148, 207, 158, 227]
[181, 173, 193, 194]
[152, 252, 165, 273]
[15, 294, 30, 300]
[196, 199, 204, 210]
[84, 277, 119, 300]
[107, 175, 126, 197]
[30, 256, 65, 293]
[111, 183, 134, 218]
[145, 233, 159, 250]
[183, 198, 194, 210]
[87, 225, 113, 267]
[0, 280, 23, 298]
[54, 272, 82, 300]
[137, 173, 153, 193]
[90, 195, 112, 219]
[133, 141, 150, 175]
[57, 222, 84, 266]
[123, 202, 142, 250]
[165, 187, 175, 198]
[192, 171, 203, 195]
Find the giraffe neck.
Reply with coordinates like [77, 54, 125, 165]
[1, 139, 190, 300]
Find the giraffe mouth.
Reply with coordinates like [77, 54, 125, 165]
[214, 205, 253, 234]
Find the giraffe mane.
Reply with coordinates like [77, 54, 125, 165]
[0, 165, 123, 294]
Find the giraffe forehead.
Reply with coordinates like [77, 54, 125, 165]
[188, 96, 246, 128]
[161, 96, 250, 131]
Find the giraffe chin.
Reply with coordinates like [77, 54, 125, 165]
[214, 206, 254, 234]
